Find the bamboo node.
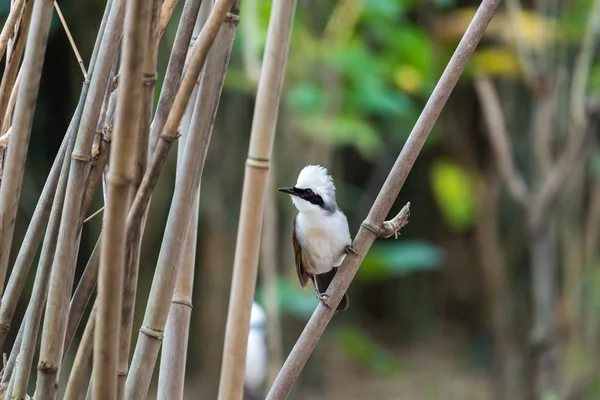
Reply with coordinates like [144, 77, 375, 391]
[72, 152, 92, 163]
[172, 298, 193, 308]
[159, 131, 181, 143]
[142, 72, 158, 87]
[246, 156, 270, 169]
[139, 325, 164, 341]
[360, 221, 380, 236]
[117, 370, 128, 377]
[37, 361, 58, 372]
[225, 12, 240, 24]
[106, 171, 132, 186]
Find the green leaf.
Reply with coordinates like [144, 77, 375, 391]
[287, 83, 325, 113]
[356, 241, 444, 282]
[335, 325, 404, 375]
[429, 159, 478, 232]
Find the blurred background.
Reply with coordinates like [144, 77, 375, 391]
[3, 0, 600, 398]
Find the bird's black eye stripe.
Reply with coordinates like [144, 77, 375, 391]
[301, 189, 324, 207]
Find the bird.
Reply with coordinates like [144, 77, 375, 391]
[244, 302, 268, 400]
[278, 165, 356, 311]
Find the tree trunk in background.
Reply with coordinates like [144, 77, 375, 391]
[475, 171, 522, 400]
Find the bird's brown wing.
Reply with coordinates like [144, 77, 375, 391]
[292, 212, 310, 288]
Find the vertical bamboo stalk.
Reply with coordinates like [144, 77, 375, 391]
[156, 191, 199, 400]
[116, 1, 162, 398]
[63, 305, 96, 400]
[217, 0, 296, 397]
[93, 0, 153, 395]
[36, 0, 126, 396]
[265, 0, 502, 396]
[125, 10, 239, 398]
[155, 6, 207, 391]
[0, 0, 44, 295]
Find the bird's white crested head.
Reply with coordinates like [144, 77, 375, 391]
[289, 165, 337, 214]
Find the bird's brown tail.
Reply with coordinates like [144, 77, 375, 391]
[315, 268, 349, 311]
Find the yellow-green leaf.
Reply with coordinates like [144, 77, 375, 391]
[429, 160, 478, 232]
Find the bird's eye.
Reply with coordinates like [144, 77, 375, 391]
[305, 188, 313, 196]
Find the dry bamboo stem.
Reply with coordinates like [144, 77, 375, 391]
[0, 0, 32, 134]
[158, 0, 181, 39]
[7, 109, 76, 400]
[93, 0, 153, 394]
[0, 0, 25, 63]
[265, 0, 502, 397]
[117, 3, 162, 397]
[156, 178, 200, 400]
[35, 0, 126, 396]
[0, 108, 73, 353]
[0, 0, 36, 291]
[63, 304, 96, 400]
[217, 0, 294, 397]
[148, 0, 206, 157]
[2, 68, 21, 134]
[155, 7, 206, 391]
[2, 316, 25, 384]
[125, 12, 239, 398]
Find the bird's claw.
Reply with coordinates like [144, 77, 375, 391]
[345, 245, 359, 256]
[316, 292, 334, 309]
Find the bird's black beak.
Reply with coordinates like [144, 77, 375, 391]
[277, 186, 298, 196]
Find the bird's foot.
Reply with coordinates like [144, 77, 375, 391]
[315, 290, 333, 309]
[344, 244, 359, 256]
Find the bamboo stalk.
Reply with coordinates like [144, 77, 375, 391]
[0, 0, 36, 292]
[148, 0, 206, 157]
[35, 0, 126, 396]
[155, 7, 207, 393]
[0, 0, 32, 131]
[93, 0, 153, 394]
[116, 2, 162, 397]
[7, 104, 75, 400]
[0, 0, 26, 63]
[2, 68, 21, 134]
[158, 0, 181, 39]
[156, 187, 199, 400]
[63, 305, 96, 400]
[125, 11, 240, 398]
[264, 0, 501, 396]
[217, 0, 294, 397]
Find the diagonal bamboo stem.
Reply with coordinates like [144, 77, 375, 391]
[0, 0, 26, 63]
[265, 0, 502, 397]
[35, 0, 126, 396]
[125, 10, 239, 398]
[63, 304, 96, 400]
[0, 0, 36, 293]
[217, 0, 295, 397]
[7, 103, 76, 399]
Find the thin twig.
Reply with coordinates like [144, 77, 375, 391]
[83, 205, 106, 223]
[474, 75, 530, 207]
[265, 0, 502, 396]
[2, 68, 21, 134]
[53, 0, 87, 79]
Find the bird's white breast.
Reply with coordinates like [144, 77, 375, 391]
[296, 209, 351, 275]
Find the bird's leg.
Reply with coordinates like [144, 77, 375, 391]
[344, 244, 359, 256]
[311, 278, 332, 309]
